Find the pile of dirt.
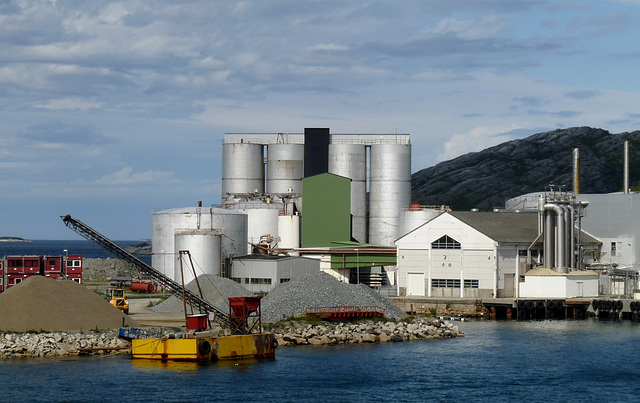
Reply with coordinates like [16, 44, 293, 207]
[0, 276, 138, 332]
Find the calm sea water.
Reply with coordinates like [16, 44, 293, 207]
[0, 240, 151, 264]
[0, 320, 639, 402]
[2, 242, 639, 401]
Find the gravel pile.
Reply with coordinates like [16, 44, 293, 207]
[152, 274, 254, 314]
[0, 276, 138, 332]
[261, 272, 407, 322]
[82, 258, 140, 282]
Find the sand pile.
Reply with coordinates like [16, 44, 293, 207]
[0, 276, 138, 332]
[152, 274, 253, 314]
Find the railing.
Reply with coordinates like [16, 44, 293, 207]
[305, 306, 385, 320]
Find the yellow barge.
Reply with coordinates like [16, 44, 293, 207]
[131, 333, 277, 361]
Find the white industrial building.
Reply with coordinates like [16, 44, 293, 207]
[396, 211, 541, 298]
[230, 255, 320, 294]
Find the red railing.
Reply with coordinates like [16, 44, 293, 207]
[305, 306, 385, 320]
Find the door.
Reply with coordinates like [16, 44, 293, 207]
[407, 272, 425, 296]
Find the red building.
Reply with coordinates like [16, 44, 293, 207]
[2, 254, 83, 291]
[63, 255, 83, 283]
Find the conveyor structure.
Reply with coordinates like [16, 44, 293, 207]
[60, 215, 229, 325]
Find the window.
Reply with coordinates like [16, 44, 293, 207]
[611, 242, 616, 256]
[9, 260, 23, 267]
[432, 279, 479, 288]
[431, 235, 461, 250]
[432, 279, 461, 288]
[518, 250, 528, 257]
[231, 277, 242, 283]
[250, 278, 272, 285]
[280, 278, 290, 283]
[14, 278, 22, 285]
[48, 259, 57, 267]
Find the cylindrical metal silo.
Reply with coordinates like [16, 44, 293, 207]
[227, 201, 281, 253]
[278, 212, 301, 249]
[174, 229, 222, 284]
[399, 207, 443, 237]
[152, 207, 248, 281]
[329, 144, 367, 243]
[266, 143, 304, 194]
[221, 143, 264, 198]
[369, 144, 411, 246]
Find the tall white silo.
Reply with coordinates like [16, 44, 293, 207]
[221, 143, 264, 198]
[369, 143, 411, 246]
[174, 229, 222, 284]
[152, 207, 248, 281]
[329, 143, 367, 243]
[266, 143, 304, 195]
[278, 211, 301, 249]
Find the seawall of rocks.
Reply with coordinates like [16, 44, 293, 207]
[0, 330, 130, 359]
[270, 318, 463, 346]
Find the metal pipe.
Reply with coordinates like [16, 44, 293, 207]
[624, 140, 630, 194]
[544, 203, 568, 273]
[543, 208, 555, 268]
[573, 148, 580, 194]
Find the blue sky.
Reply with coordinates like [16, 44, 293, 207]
[2, 0, 640, 240]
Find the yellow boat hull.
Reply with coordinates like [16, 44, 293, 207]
[132, 333, 277, 361]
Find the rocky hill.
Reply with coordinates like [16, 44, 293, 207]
[412, 127, 640, 211]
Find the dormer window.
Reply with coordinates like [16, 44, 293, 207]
[431, 235, 461, 250]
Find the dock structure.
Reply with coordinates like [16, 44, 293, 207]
[390, 297, 640, 321]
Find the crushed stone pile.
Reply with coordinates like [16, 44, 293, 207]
[152, 274, 254, 314]
[261, 272, 407, 322]
[82, 258, 141, 282]
[0, 276, 138, 332]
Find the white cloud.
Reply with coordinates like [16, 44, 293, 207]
[34, 97, 103, 110]
[428, 16, 507, 39]
[438, 124, 525, 162]
[93, 167, 174, 185]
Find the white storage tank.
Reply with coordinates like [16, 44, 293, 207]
[221, 143, 264, 198]
[369, 143, 411, 246]
[329, 143, 367, 243]
[266, 143, 304, 195]
[174, 229, 222, 284]
[225, 200, 281, 253]
[152, 207, 248, 281]
[278, 211, 301, 249]
[399, 205, 444, 238]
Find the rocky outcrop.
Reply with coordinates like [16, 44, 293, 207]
[0, 330, 130, 359]
[270, 318, 463, 346]
[412, 127, 640, 211]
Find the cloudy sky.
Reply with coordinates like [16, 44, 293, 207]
[2, 0, 640, 240]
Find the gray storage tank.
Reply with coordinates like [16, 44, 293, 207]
[369, 143, 411, 246]
[221, 143, 264, 198]
[266, 143, 304, 195]
[328, 143, 367, 243]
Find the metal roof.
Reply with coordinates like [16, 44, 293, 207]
[449, 211, 539, 243]
[447, 211, 600, 245]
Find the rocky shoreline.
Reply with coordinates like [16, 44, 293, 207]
[0, 318, 463, 359]
[270, 318, 464, 346]
[0, 330, 130, 359]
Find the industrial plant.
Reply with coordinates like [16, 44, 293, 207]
[149, 128, 640, 321]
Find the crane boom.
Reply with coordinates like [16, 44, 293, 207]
[61, 215, 229, 324]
